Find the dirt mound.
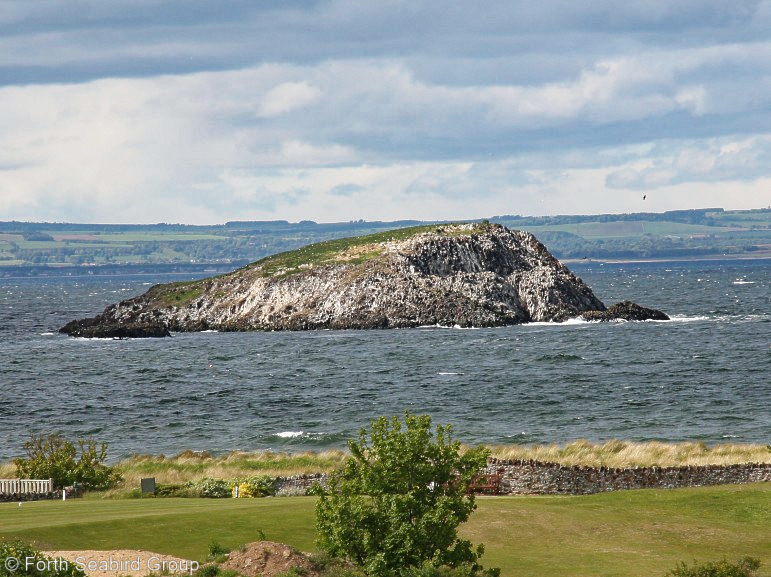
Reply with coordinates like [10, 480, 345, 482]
[218, 541, 320, 577]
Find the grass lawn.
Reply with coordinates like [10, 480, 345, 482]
[0, 498, 316, 562]
[464, 484, 771, 577]
[1, 484, 769, 576]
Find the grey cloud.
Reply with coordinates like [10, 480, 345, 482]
[1, 0, 766, 86]
[329, 183, 364, 197]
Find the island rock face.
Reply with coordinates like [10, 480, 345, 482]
[60, 223, 667, 337]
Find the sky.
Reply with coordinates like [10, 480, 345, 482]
[1, 0, 771, 225]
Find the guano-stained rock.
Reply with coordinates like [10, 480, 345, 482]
[59, 223, 668, 337]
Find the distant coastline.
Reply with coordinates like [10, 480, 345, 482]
[0, 262, 250, 278]
[3, 254, 770, 278]
[3, 207, 771, 272]
[565, 253, 771, 266]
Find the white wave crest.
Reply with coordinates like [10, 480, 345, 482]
[276, 431, 305, 438]
[668, 315, 710, 323]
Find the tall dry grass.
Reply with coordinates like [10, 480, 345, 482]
[115, 449, 349, 486]
[4, 442, 769, 490]
[0, 462, 15, 478]
[116, 441, 771, 487]
[485, 440, 771, 468]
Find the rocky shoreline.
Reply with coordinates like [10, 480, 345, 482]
[60, 223, 668, 338]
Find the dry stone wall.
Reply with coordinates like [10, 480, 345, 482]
[271, 461, 771, 496]
[482, 459, 771, 495]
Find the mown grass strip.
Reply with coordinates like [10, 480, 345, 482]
[2, 484, 769, 576]
[0, 498, 316, 562]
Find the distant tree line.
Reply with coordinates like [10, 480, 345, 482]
[2, 208, 771, 272]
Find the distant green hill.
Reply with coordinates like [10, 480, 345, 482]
[2, 207, 770, 275]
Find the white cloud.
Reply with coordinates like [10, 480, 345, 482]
[606, 135, 771, 190]
[1, 2, 771, 223]
[257, 82, 323, 118]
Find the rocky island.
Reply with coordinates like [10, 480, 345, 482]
[60, 223, 668, 338]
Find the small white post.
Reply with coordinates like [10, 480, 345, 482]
[62, 489, 66, 501]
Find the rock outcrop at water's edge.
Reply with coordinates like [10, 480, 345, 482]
[581, 300, 670, 322]
[59, 223, 668, 337]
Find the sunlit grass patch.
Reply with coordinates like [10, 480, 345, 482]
[0, 462, 15, 477]
[485, 440, 771, 467]
[246, 222, 481, 278]
[114, 449, 349, 488]
[2, 485, 770, 577]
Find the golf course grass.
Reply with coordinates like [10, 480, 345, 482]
[1, 483, 769, 577]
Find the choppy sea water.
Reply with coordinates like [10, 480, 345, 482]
[1, 260, 770, 461]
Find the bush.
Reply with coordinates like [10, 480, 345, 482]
[153, 483, 194, 498]
[12, 434, 120, 491]
[314, 413, 495, 577]
[229, 476, 274, 498]
[191, 479, 231, 499]
[207, 541, 230, 561]
[665, 557, 761, 577]
[0, 540, 86, 577]
[307, 553, 367, 577]
[404, 563, 500, 577]
[196, 565, 219, 577]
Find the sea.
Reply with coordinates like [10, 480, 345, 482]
[1, 259, 769, 462]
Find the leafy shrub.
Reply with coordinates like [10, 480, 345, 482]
[153, 483, 195, 498]
[207, 542, 230, 559]
[665, 557, 760, 577]
[403, 563, 500, 577]
[1, 540, 86, 577]
[228, 476, 274, 498]
[13, 434, 120, 491]
[314, 412, 495, 577]
[307, 553, 366, 577]
[193, 479, 231, 499]
[196, 565, 219, 577]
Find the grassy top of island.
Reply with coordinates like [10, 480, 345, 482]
[243, 222, 480, 279]
[136, 222, 483, 309]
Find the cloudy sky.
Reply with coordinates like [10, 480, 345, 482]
[1, 0, 771, 224]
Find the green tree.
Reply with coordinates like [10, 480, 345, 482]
[314, 413, 496, 577]
[13, 434, 120, 491]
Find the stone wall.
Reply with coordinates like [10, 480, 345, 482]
[482, 459, 771, 495]
[271, 461, 771, 496]
[273, 473, 328, 495]
[0, 491, 56, 502]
